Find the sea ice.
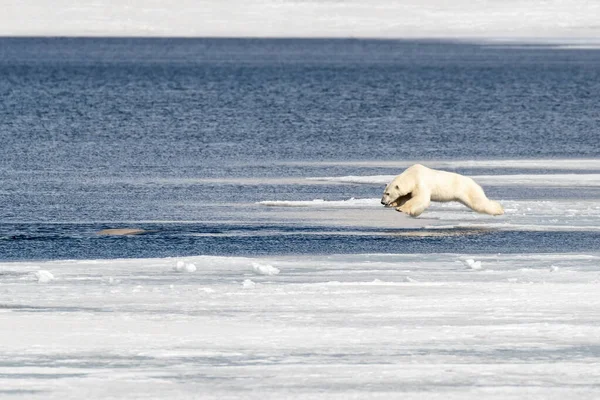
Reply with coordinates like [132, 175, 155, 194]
[2, 252, 600, 398]
[307, 173, 600, 187]
[251, 262, 280, 276]
[258, 198, 378, 208]
[2, 1, 600, 39]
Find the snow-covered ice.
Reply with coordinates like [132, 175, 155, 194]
[307, 173, 600, 187]
[2, 0, 599, 39]
[2, 253, 600, 399]
[285, 159, 600, 170]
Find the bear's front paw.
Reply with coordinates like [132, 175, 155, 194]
[396, 205, 412, 215]
[397, 205, 421, 218]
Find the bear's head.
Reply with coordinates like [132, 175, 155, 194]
[381, 178, 412, 208]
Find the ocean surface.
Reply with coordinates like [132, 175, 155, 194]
[1, 38, 599, 260]
[2, 38, 600, 399]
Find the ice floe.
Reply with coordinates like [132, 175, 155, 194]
[281, 158, 600, 170]
[258, 198, 379, 208]
[306, 174, 600, 187]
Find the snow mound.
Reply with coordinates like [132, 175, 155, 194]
[106, 277, 121, 285]
[34, 270, 54, 283]
[251, 262, 280, 276]
[462, 259, 482, 270]
[173, 261, 197, 273]
[242, 279, 256, 288]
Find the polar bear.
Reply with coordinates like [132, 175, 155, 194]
[381, 164, 504, 217]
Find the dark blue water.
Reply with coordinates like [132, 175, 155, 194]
[1, 38, 599, 260]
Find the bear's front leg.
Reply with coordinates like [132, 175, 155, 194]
[395, 192, 431, 217]
[389, 193, 412, 208]
[396, 203, 424, 217]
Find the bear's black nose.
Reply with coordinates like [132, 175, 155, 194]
[381, 200, 386, 205]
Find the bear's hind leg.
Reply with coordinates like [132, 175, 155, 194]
[480, 200, 504, 216]
[461, 191, 504, 216]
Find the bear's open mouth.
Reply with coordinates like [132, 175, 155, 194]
[388, 192, 412, 208]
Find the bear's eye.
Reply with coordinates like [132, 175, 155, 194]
[395, 185, 399, 190]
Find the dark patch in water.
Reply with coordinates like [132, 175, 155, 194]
[0, 222, 598, 260]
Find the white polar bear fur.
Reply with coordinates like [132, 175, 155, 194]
[381, 164, 504, 217]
